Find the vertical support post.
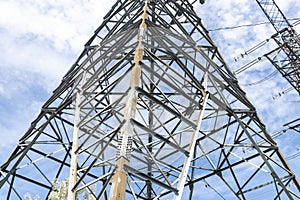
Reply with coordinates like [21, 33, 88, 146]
[173, 74, 209, 200]
[147, 3, 156, 197]
[68, 91, 81, 200]
[109, 1, 149, 199]
[147, 83, 154, 198]
[68, 72, 86, 200]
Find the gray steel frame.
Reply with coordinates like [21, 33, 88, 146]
[1, 0, 300, 199]
[256, 0, 300, 95]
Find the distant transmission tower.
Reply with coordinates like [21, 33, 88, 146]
[256, 0, 300, 95]
[1, 0, 300, 199]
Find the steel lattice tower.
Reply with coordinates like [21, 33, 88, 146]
[1, 0, 300, 199]
[256, 0, 300, 95]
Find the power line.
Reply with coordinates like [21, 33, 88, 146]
[260, 87, 295, 102]
[272, 87, 294, 100]
[233, 38, 271, 62]
[203, 179, 226, 200]
[240, 69, 278, 86]
[208, 21, 270, 32]
[286, 151, 300, 160]
[234, 56, 264, 75]
[207, 18, 300, 32]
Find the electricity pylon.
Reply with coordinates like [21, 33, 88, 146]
[256, 0, 300, 95]
[1, 0, 300, 199]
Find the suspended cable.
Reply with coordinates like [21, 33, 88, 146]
[286, 100, 300, 103]
[272, 87, 294, 100]
[207, 18, 300, 32]
[272, 120, 300, 160]
[240, 69, 278, 86]
[234, 56, 264, 75]
[256, 86, 295, 103]
[208, 21, 270, 31]
[294, 20, 300, 27]
[233, 38, 271, 62]
[258, 119, 299, 145]
[286, 150, 300, 160]
[203, 179, 226, 200]
[230, 18, 300, 62]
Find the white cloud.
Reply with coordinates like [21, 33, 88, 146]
[0, 0, 114, 51]
[0, 0, 121, 97]
[198, 0, 300, 180]
[0, 85, 4, 96]
[0, 0, 115, 164]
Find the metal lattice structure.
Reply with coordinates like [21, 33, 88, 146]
[1, 0, 300, 199]
[256, 0, 300, 95]
[284, 118, 300, 134]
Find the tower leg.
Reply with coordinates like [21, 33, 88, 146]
[174, 77, 209, 200]
[109, 158, 128, 200]
[68, 92, 81, 200]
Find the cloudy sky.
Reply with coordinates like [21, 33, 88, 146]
[0, 0, 299, 189]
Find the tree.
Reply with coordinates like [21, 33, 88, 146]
[24, 178, 96, 200]
[24, 193, 40, 200]
[48, 178, 68, 200]
[48, 178, 96, 200]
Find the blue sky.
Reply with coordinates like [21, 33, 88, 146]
[0, 0, 299, 197]
[0, 0, 115, 161]
[198, 0, 300, 179]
